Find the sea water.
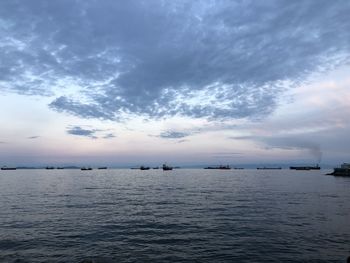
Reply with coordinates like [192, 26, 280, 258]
[0, 169, 349, 262]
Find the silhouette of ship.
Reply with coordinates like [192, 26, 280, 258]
[46, 166, 55, 170]
[290, 165, 320, 170]
[81, 167, 93, 171]
[162, 164, 173, 171]
[204, 165, 231, 170]
[140, 166, 150, 170]
[257, 167, 282, 170]
[1, 166, 17, 170]
[328, 163, 350, 176]
[98, 167, 107, 170]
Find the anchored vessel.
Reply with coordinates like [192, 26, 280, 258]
[162, 164, 173, 171]
[204, 165, 231, 170]
[328, 163, 350, 176]
[81, 167, 93, 171]
[290, 165, 320, 170]
[1, 166, 17, 170]
[257, 167, 282, 170]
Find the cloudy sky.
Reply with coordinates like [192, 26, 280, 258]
[1, 0, 350, 167]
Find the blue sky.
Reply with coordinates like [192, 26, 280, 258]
[0, 0, 350, 166]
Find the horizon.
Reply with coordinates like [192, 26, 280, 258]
[1, 1, 350, 166]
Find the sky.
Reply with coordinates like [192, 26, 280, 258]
[0, 0, 350, 167]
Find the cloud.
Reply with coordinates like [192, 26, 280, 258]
[66, 125, 116, 139]
[49, 96, 114, 120]
[158, 131, 191, 139]
[1, 1, 350, 120]
[103, 133, 116, 139]
[213, 152, 243, 156]
[66, 126, 99, 139]
[261, 137, 323, 163]
[27, 136, 39, 139]
[230, 134, 325, 162]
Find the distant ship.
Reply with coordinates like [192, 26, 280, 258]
[57, 167, 65, 170]
[81, 167, 93, 171]
[257, 167, 282, 170]
[1, 166, 17, 170]
[98, 167, 107, 170]
[46, 166, 55, 170]
[204, 165, 231, 170]
[328, 163, 350, 176]
[140, 166, 150, 170]
[153, 167, 159, 169]
[290, 165, 320, 170]
[162, 164, 173, 171]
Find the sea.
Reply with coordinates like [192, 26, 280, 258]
[0, 169, 349, 263]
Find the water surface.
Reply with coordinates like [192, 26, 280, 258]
[0, 169, 349, 262]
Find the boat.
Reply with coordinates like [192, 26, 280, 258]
[81, 167, 93, 171]
[46, 166, 55, 170]
[1, 166, 17, 170]
[327, 163, 350, 176]
[204, 165, 231, 170]
[290, 165, 320, 170]
[257, 167, 282, 170]
[140, 166, 150, 170]
[162, 164, 173, 171]
[57, 167, 65, 170]
[153, 167, 159, 169]
[98, 167, 107, 170]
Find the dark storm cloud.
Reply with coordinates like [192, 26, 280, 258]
[1, 0, 350, 120]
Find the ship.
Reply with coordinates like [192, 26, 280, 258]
[140, 166, 150, 170]
[327, 163, 350, 176]
[1, 166, 17, 170]
[162, 164, 173, 171]
[204, 165, 231, 170]
[46, 166, 55, 170]
[81, 167, 93, 171]
[257, 167, 282, 170]
[98, 167, 107, 170]
[290, 165, 320, 170]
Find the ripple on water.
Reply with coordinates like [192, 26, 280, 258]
[0, 169, 349, 262]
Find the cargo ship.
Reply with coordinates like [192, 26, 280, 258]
[81, 167, 93, 171]
[204, 165, 231, 170]
[257, 167, 282, 170]
[162, 164, 173, 171]
[290, 165, 320, 170]
[1, 166, 17, 170]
